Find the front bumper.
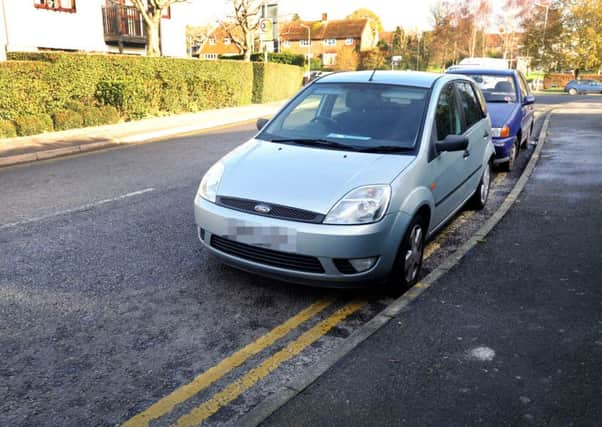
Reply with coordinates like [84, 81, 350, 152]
[194, 197, 411, 287]
[492, 136, 515, 164]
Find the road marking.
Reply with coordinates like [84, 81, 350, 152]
[423, 242, 440, 260]
[493, 172, 507, 186]
[122, 298, 333, 427]
[174, 301, 364, 427]
[0, 188, 155, 230]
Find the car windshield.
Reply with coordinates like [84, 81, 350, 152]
[465, 74, 517, 103]
[258, 83, 428, 153]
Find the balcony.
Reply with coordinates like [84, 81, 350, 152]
[102, 5, 146, 47]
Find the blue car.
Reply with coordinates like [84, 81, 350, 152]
[447, 68, 535, 171]
[564, 79, 602, 95]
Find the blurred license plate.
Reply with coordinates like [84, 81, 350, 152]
[225, 221, 298, 252]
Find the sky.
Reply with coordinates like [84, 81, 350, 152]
[187, 0, 440, 31]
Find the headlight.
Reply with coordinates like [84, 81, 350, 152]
[491, 125, 510, 138]
[324, 185, 391, 225]
[197, 162, 224, 203]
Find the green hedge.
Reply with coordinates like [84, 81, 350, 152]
[252, 62, 305, 103]
[1, 52, 302, 136]
[0, 119, 17, 138]
[224, 52, 306, 67]
[14, 114, 53, 136]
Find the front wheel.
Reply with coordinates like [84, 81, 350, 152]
[470, 162, 491, 210]
[501, 138, 518, 172]
[387, 215, 426, 295]
[568, 88, 577, 95]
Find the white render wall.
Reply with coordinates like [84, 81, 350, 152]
[1, 0, 187, 57]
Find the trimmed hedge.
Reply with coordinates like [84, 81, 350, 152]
[1, 52, 302, 136]
[224, 52, 306, 67]
[14, 114, 53, 136]
[53, 110, 84, 131]
[0, 119, 17, 138]
[252, 62, 305, 103]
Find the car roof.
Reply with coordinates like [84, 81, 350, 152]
[446, 68, 517, 77]
[316, 70, 453, 88]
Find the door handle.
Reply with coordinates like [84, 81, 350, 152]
[463, 149, 470, 158]
[483, 131, 489, 138]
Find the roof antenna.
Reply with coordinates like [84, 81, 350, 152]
[368, 69, 377, 81]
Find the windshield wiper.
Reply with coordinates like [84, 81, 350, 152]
[270, 138, 358, 151]
[356, 145, 414, 153]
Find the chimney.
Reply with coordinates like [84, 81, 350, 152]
[321, 13, 328, 22]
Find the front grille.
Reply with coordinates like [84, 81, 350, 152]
[210, 235, 325, 273]
[217, 196, 325, 223]
[333, 259, 357, 275]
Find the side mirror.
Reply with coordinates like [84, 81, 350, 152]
[435, 135, 469, 153]
[523, 95, 536, 105]
[256, 118, 269, 131]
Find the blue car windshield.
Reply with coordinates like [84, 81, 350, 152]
[258, 83, 428, 152]
[466, 74, 517, 103]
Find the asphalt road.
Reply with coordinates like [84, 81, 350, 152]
[0, 94, 595, 426]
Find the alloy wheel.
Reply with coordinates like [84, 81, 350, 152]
[404, 224, 423, 284]
[480, 164, 491, 205]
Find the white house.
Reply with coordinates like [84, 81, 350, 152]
[0, 0, 188, 58]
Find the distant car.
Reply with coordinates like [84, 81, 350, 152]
[447, 68, 535, 171]
[564, 79, 602, 95]
[194, 71, 494, 291]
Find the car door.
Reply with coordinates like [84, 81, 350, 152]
[517, 72, 533, 141]
[455, 80, 489, 197]
[428, 82, 466, 228]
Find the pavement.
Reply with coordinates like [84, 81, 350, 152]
[0, 102, 283, 167]
[261, 106, 602, 425]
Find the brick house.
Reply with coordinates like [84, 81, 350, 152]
[196, 23, 243, 60]
[279, 14, 378, 67]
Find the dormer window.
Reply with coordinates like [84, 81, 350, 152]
[224, 38, 231, 45]
[208, 38, 216, 45]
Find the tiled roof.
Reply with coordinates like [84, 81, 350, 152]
[200, 23, 243, 55]
[280, 19, 368, 41]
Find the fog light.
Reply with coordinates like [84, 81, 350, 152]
[349, 257, 378, 272]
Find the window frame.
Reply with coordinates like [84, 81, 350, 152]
[345, 38, 354, 46]
[299, 39, 311, 47]
[323, 39, 337, 46]
[223, 37, 231, 45]
[282, 40, 290, 48]
[434, 82, 464, 143]
[34, 0, 76, 13]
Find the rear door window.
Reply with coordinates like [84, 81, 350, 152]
[456, 81, 484, 132]
[435, 83, 462, 141]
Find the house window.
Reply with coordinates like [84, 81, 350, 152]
[282, 40, 290, 48]
[203, 54, 218, 60]
[34, 0, 76, 12]
[208, 38, 216, 46]
[322, 53, 336, 65]
[224, 38, 231, 45]
[299, 39, 311, 47]
[324, 39, 336, 46]
[345, 38, 354, 46]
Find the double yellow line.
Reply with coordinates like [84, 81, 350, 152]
[123, 298, 364, 426]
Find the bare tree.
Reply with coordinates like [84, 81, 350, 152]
[129, 0, 188, 56]
[225, 0, 263, 61]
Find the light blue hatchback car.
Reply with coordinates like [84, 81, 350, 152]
[194, 71, 495, 292]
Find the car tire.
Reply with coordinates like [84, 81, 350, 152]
[502, 138, 518, 172]
[568, 88, 577, 95]
[386, 214, 426, 296]
[470, 161, 491, 210]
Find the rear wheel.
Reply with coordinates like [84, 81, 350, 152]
[501, 138, 518, 172]
[470, 162, 491, 210]
[387, 215, 426, 296]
